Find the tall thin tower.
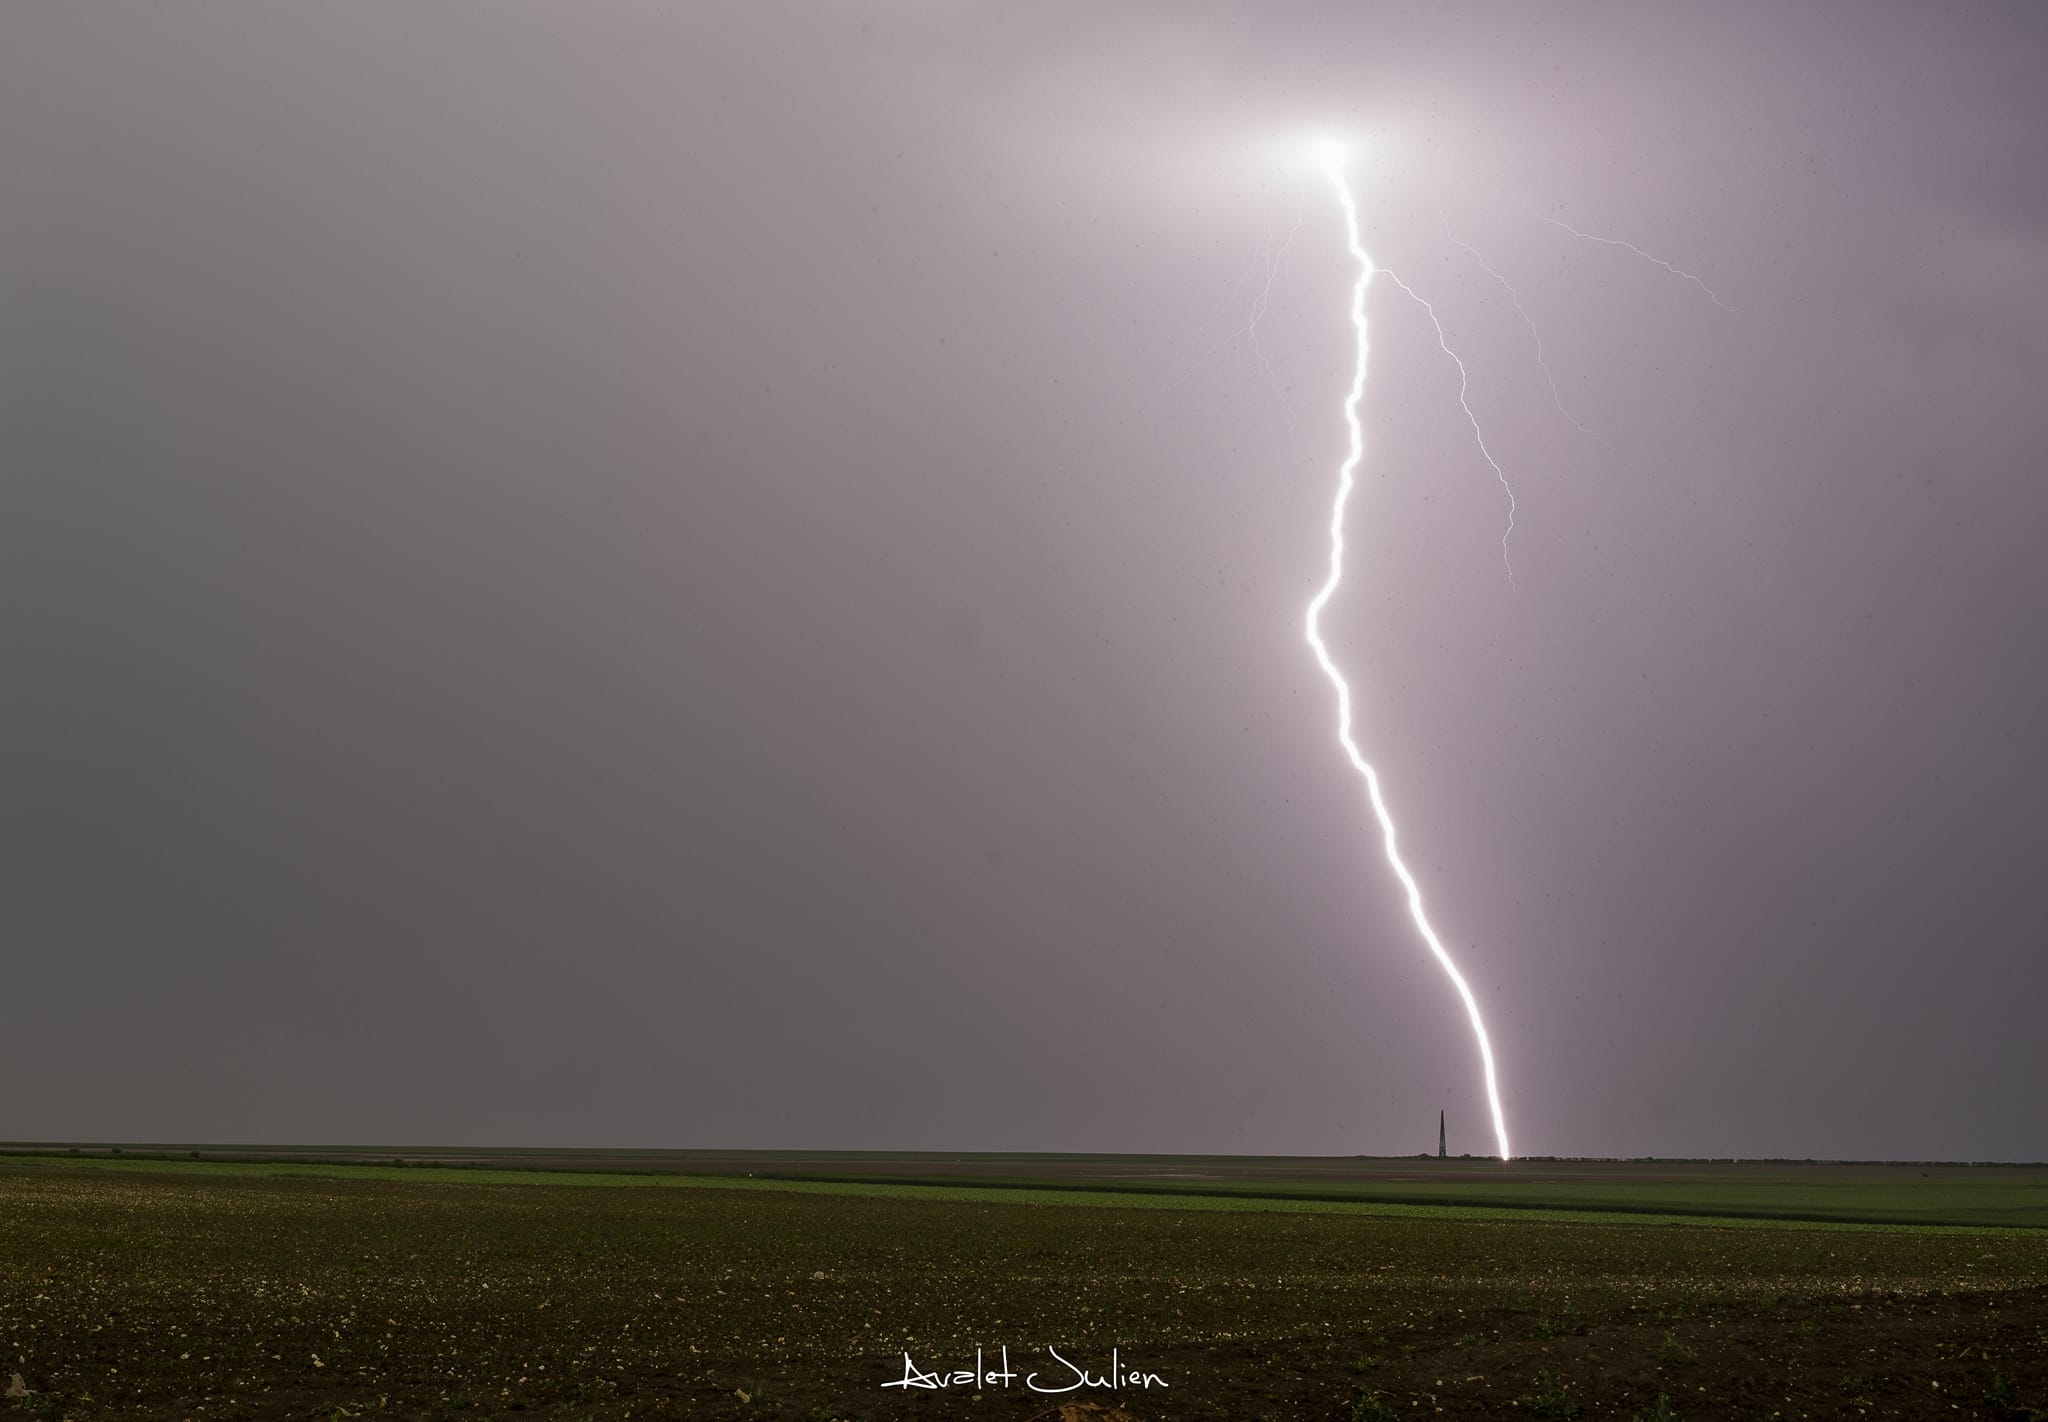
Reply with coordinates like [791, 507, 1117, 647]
[1438, 1110, 1446, 1159]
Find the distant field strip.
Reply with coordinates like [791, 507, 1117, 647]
[4, 1153, 2043, 1232]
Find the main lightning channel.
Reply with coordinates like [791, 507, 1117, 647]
[1308, 157, 1512, 1162]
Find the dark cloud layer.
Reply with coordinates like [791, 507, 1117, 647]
[5, 2, 2044, 1158]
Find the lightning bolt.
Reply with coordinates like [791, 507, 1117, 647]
[1373, 266, 1519, 582]
[1180, 197, 1306, 422]
[1309, 153, 1512, 1163]
[1539, 214, 1734, 312]
[1245, 196, 1306, 421]
[1438, 200, 1594, 437]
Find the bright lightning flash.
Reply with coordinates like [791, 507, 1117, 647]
[1305, 146, 1512, 1162]
[1302, 135, 1351, 173]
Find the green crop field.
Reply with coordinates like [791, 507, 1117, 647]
[15, 1146, 2047, 1229]
[2, 1153, 2045, 1419]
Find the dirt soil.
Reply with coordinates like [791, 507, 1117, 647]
[4, 1163, 2045, 1421]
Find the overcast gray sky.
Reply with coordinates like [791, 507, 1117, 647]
[5, 2, 2044, 1160]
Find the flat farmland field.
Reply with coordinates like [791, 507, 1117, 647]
[2, 1155, 2045, 1421]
